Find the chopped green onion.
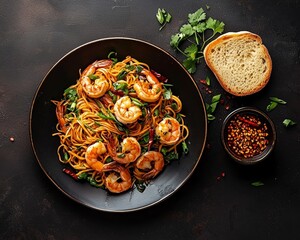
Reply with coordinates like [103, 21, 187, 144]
[182, 141, 189, 154]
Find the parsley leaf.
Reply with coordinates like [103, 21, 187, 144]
[170, 7, 225, 73]
[156, 8, 172, 31]
[188, 8, 206, 25]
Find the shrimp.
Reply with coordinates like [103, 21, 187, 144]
[155, 117, 180, 145]
[133, 69, 162, 102]
[85, 141, 107, 171]
[102, 162, 132, 193]
[80, 60, 112, 98]
[113, 96, 142, 124]
[107, 137, 141, 164]
[55, 101, 67, 133]
[134, 151, 165, 180]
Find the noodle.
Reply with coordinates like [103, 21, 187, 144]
[53, 56, 189, 193]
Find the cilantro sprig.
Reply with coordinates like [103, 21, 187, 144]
[170, 8, 225, 73]
[206, 94, 221, 122]
[156, 8, 172, 31]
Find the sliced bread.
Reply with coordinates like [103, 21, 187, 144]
[203, 31, 272, 96]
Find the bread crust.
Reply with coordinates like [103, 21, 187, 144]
[204, 31, 272, 96]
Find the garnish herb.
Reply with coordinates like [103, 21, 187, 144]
[64, 88, 78, 112]
[108, 51, 118, 63]
[269, 97, 287, 104]
[130, 97, 147, 107]
[163, 87, 172, 100]
[170, 8, 225, 73]
[135, 180, 147, 193]
[182, 141, 189, 154]
[88, 74, 99, 80]
[165, 151, 179, 162]
[98, 110, 128, 134]
[206, 94, 221, 122]
[283, 119, 296, 127]
[156, 8, 172, 31]
[117, 70, 128, 80]
[205, 76, 211, 86]
[266, 97, 287, 111]
[113, 82, 129, 95]
[251, 181, 264, 187]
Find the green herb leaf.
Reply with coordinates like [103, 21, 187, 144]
[163, 88, 172, 99]
[206, 94, 221, 122]
[156, 8, 172, 31]
[207, 114, 215, 121]
[205, 76, 211, 86]
[251, 181, 264, 187]
[211, 94, 221, 103]
[156, 8, 164, 24]
[182, 57, 197, 74]
[266, 101, 278, 111]
[193, 22, 207, 33]
[88, 74, 99, 80]
[130, 97, 147, 107]
[283, 119, 296, 127]
[180, 24, 195, 37]
[170, 7, 225, 73]
[108, 51, 118, 63]
[184, 44, 198, 60]
[170, 33, 185, 49]
[117, 70, 128, 80]
[182, 141, 189, 154]
[135, 180, 147, 193]
[188, 8, 206, 26]
[206, 17, 225, 35]
[165, 151, 179, 162]
[269, 97, 287, 104]
[136, 65, 143, 73]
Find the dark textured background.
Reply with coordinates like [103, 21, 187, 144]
[0, 0, 299, 239]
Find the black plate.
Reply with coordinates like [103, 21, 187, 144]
[29, 37, 207, 212]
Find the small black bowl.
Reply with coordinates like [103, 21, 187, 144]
[221, 107, 276, 165]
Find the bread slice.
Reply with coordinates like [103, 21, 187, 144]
[203, 31, 272, 96]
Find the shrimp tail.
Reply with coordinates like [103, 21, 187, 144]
[56, 102, 67, 133]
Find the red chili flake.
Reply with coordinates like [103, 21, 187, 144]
[200, 79, 207, 85]
[225, 104, 230, 110]
[63, 168, 78, 180]
[206, 143, 211, 149]
[151, 69, 168, 83]
[217, 172, 226, 181]
[148, 127, 155, 151]
[110, 89, 125, 96]
[9, 137, 15, 142]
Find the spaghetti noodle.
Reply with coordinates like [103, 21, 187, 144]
[53, 55, 189, 193]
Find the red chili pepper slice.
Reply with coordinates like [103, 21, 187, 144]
[63, 168, 78, 181]
[148, 127, 155, 151]
[238, 116, 260, 128]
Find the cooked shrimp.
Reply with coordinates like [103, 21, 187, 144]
[113, 96, 142, 124]
[133, 69, 162, 102]
[85, 141, 107, 171]
[81, 60, 112, 98]
[102, 162, 132, 193]
[134, 151, 164, 180]
[55, 101, 67, 133]
[155, 117, 180, 145]
[108, 137, 141, 164]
